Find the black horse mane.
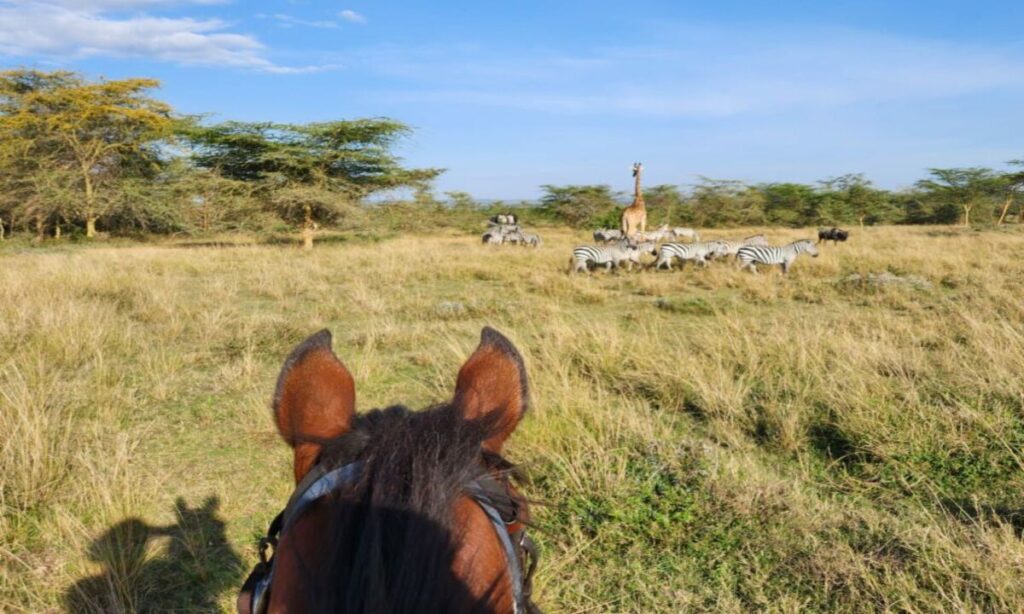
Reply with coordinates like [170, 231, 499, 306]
[303, 403, 518, 613]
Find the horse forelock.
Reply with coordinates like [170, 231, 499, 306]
[284, 404, 519, 613]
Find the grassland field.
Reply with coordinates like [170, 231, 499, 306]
[2, 225, 1024, 613]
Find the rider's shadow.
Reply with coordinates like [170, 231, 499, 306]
[66, 496, 243, 613]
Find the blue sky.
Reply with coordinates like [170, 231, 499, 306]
[1, 1, 1023, 199]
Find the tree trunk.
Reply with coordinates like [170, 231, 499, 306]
[83, 164, 97, 239]
[54, 222, 61, 239]
[302, 205, 314, 250]
[963, 205, 972, 227]
[997, 197, 1013, 225]
[0, 217, 5, 241]
[858, 215, 865, 228]
[34, 215, 45, 242]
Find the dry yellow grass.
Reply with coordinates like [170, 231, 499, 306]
[2, 225, 1023, 612]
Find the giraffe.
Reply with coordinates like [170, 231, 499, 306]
[620, 162, 647, 239]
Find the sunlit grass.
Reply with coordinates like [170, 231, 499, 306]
[1, 225, 1023, 612]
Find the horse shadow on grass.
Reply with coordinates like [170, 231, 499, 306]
[65, 496, 243, 613]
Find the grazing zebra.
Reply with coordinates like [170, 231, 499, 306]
[736, 239, 819, 275]
[653, 241, 728, 270]
[593, 228, 623, 242]
[671, 227, 700, 241]
[520, 231, 542, 247]
[570, 241, 648, 273]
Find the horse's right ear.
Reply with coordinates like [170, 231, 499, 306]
[452, 327, 529, 455]
[273, 330, 356, 483]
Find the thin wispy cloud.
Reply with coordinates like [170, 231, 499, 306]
[357, 26, 1024, 118]
[339, 9, 366, 24]
[0, 0, 330, 73]
[259, 13, 339, 30]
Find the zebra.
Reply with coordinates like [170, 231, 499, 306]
[593, 228, 623, 243]
[635, 225, 674, 243]
[482, 223, 522, 244]
[520, 232, 542, 247]
[671, 227, 700, 241]
[570, 241, 649, 274]
[653, 241, 728, 270]
[503, 228, 526, 245]
[736, 239, 819, 275]
[706, 234, 770, 258]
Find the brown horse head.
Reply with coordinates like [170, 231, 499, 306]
[239, 327, 538, 614]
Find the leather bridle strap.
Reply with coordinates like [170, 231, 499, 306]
[245, 461, 365, 614]
[470, 484, 527, 614]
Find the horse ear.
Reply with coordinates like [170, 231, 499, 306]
[453, 327, 529, 454]
[273, 330, 356, 483]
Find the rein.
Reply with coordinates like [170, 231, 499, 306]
[241, 457, 541, 614]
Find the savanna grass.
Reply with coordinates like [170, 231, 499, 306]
[1, 225, 1022, 612]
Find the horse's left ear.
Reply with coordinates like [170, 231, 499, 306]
[273, 330, 356, 483]
[453, 327, 529, 454]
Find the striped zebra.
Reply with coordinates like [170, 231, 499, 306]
[707, 234, 769, 258]
[570, 241, 652, 273]
[593, 228, 623, 243]
[635, 225, 674, 243]
[520, 232, 542, 247]
[736, 239, 819, 275]
[653, 241, 728, 270]
[671, 227, 700, 241]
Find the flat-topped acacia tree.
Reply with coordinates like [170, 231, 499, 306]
[916, 167, 1002, 227]
[181, 120, 442, 248]
[0, 69, 174, 238]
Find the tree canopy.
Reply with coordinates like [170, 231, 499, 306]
[0, 69, 174, 237]
[179, 119, 443, 247]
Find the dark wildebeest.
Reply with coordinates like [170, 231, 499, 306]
[817, 227, 849, 245]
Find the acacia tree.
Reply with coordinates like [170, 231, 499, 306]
[642, 184, 684, 226]
[690, 178, 766, 227]
[182, 120, 442, 248]
[538, 185, 618, 228]
[758, 182, 818, 226]
[818, 174, 894, 227]
[0, 69, 174, 238]
[916, 168, 999, 227]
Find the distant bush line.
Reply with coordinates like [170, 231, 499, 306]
[1, 69, 1021, 246]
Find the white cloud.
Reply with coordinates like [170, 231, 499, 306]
[0, 1, 331, 73]
[338, 9, 365, 25]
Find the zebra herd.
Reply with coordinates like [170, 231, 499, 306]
[571, 232, 822, 275]
[482, 214, 542, 247]
[593, 224, 699, 243]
